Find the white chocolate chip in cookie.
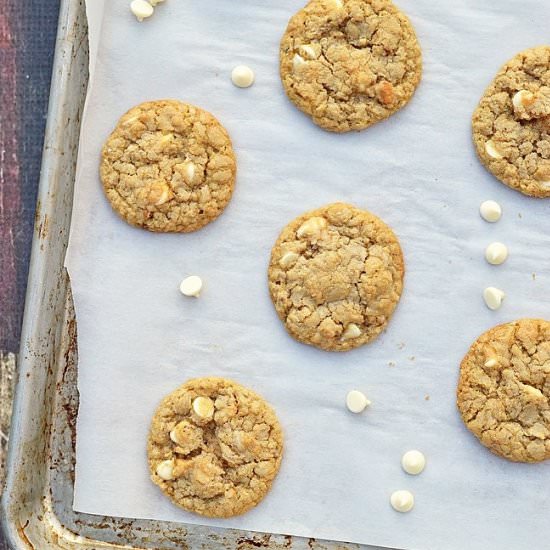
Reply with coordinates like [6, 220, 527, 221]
[149, 182, 172, 206]
[485, 139, 504, 159]
[485, 242, 508, 265]
[342, 323, 361, 340]
[156, 459, 174, 480]
[483, 287, 505, 310]
[180, 275, 203, 297]
[484, 358, 498, 368]
[231, 65, 255, 88]
[346, 390, 371, 413]
[292, 54, 306, 71]
[333, 0, 344, 7]
[401, 450, 426, 475]
[130, 0, 154, 21]
[512, 89, 535, 110]
[296, 216, 327, 238]
[182, 161, 196, 184]
[192, 396, 215, 419]
[479, 200, 502, 223]
[390, 490, 414, 513]
[279, 251, 300, 268]
[299, 44, 318, 59]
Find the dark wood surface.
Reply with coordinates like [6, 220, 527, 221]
[1, 1, 60, 547]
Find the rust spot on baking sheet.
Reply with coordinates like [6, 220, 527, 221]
[17, 519, 35, 549]
[237, 534, 272, 548]
[38, 214, 49, 240]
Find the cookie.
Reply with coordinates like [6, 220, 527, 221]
[268, 202, 404, 352]
[279, 0, 422, 133]
[100, 100, 237, 232]
[472, 46, 550, 198]
[457, 319, 550, 463]
[147, 377, 283, 517]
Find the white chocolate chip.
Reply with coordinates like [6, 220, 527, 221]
[401, 450, 426, 475]
[296, 216, 327, 238]
[333, 0, 344, 7]
[279, 251, 300, 268]
[479, 200, 502, 223]
[292, 54, 306, 71]
[485, 139, 503, 160]
[156, 459, 174, 480]
[523, 384, 544, 399]
[130, 0, 154, 21]
[483, 287, 505, 310]
[484, 358, 498, 368]
[299, 45, 318, 59]
[512, 89, 534, 110]
[485, 242, 508, 265]
[346, 390, 371, 413]
[192, 396, 214, 419]
[390, 490, 414, 513]
[154, 186, 171, 206]
[231, 65, 255, 88]
[179, 276, 203, 297]
[183, 161, 196, 184]
[169, 428, 180, 445]
[342, 323, 361, 340]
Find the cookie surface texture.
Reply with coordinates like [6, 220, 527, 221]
[148, 377, 284, 517]
[268, 202, 404, 352]
[472, 46, 550, 197]
[279, 0, 422, 132]
[101, 100, 237, 232]
[457, 319, 550, 463]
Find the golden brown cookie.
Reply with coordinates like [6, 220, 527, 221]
[472, 46, 550, 198]
[100, 100, 237, 232]
[279, 0, 422, 132]
[457, 319, 550, 463]
[268, 202, 404, 352]
[148, 377, 283, 518]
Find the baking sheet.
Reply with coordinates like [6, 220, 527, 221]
[66, 1, 550, 549]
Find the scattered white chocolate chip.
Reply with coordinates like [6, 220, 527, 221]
[479, 200, 502, 223]
[484, 358, 498, 368]
[346, 390, 371, 414]
[296, 216, 327, 238]
[231, 65, 255, 88]
[401, 450, 426, 475]
[130, 0, 154, 21]
[179, 276, 203, 297]
[390, 490, 414, 513]
[342, 323, 361, 340]
[292, 54, 306, 71]
[483, 287, 505, 310]
[156, 459, 174, 480]
[485, 139, 504, 160]
[485, 242, 508, 265]
[192, 396, 214, 419]
[299, 44, 318, 59]
[279, 251, 300, 268]
[512, 90, 534, 110]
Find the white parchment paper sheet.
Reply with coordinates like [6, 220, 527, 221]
[67, 1, 550, 549]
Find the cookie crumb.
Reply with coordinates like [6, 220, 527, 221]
[408, 356, 415, 361]
[532, 273, 537, 280]
[424, 395, 430, 401]
[388, 361, 396, 368]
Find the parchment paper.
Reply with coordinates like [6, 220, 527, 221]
[66, 1, 550, 549]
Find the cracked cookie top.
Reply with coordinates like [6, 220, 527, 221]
[279, 0, 422, 132]
[100, 100, 236, 232]
[148, 377, 283, 518]
[457, 319, 550, 463]
[268, 202, 404, 352]
[472, 46, 550, 198]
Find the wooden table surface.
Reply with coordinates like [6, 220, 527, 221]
[0, 1, 60, 547]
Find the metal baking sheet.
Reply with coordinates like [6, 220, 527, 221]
[0, 1, 353, 548]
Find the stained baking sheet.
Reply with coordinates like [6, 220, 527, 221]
[66, 1, 550, 549]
